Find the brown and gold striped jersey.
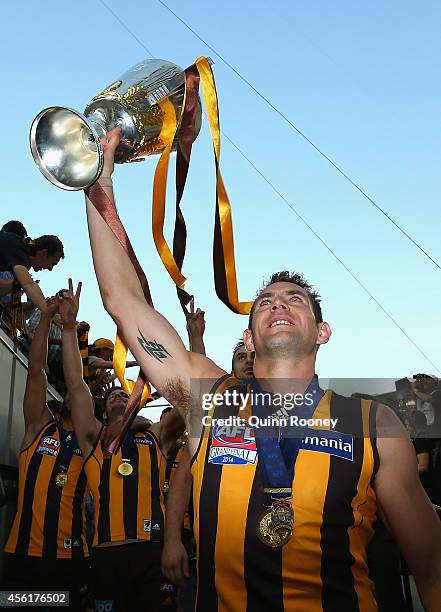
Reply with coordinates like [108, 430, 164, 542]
[84, 429, 166, 546]
[5, 421, 88, 559]
[191, 379, 379, 612]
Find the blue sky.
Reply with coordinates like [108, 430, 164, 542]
[2, 0, 441, 412]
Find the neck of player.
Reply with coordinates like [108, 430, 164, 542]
[253, 353, 316, 394]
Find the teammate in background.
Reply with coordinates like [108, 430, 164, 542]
[2, 297, 89, 610]
[0, 231, 64, 313]
[84, 128, 441, 611]
[162, 331, 255, 607]
[88, 338, 138, 396]
[59, 280, 184, 612]
[160, 304, 206, 611]
[0, 221, 28, 298]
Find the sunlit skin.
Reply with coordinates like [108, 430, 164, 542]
[105, 388, 130, 423]
[243, 282, 331, 383]
[30, 250, 62, 272]
[232, 346, 254, 382]
[57, 392, 74, 431]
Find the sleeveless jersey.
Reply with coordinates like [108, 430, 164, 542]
[5, 421, 88, 559]
[191, 377, 379, 612]
[84, 429, 166, 546]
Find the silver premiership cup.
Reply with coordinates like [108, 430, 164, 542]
[30, 59, 203, 190]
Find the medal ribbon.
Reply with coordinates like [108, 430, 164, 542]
[252, 376, 324, 506]
[54, 422, 77, 473]
[120, 429, 135, 463]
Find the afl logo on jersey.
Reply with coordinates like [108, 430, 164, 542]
[209, 424, 258, 465]
[37, 436, 60, 457]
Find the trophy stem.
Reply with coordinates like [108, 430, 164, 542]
[88, 117, 107, 142]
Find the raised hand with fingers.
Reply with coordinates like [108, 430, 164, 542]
[186, 297, 206, 339]
[58, 278, 82, 327]
[43, 295, 60, 320]
[185, 298, 206, 356]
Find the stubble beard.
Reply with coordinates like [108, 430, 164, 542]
[263, 328, 315, 362]
[107, 403, 126, 423]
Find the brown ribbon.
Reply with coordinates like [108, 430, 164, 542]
[172, 65, 201, 313]
[85, 182, 152, 455]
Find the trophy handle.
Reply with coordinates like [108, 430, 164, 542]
[30, 106, 104, 191]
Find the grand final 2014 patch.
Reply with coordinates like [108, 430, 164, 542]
[36, 436, 60, 457]
[208, 423, 258, 465]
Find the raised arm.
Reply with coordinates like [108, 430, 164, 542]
[12, 265, 47, 313]
[89, 358, 138, 370]
[149, 408, 186, 455]
[162, 447, 192, 587]
[375, 405, 441, 611]
[186, 300, 206, 356]
[84, 129, 224, 418]
[22, 300, 58, 436]
[59, 280, 101, 458]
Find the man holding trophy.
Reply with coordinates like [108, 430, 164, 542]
[78, 127, 440, 610]
[29, 57, 441, 611]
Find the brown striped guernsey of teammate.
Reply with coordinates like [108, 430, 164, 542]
[84, 428, 166, 545]
[5, 421, 88, 559]
[191, 383, 379, 612]
[77, 324, 90, 386]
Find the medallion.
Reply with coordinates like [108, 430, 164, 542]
[118, 461, 133, 476]
[257, 500, 294, 547]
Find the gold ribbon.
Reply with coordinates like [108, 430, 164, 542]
[113, 333, 151, 407]
[151, 97, 187, 289]
[195, 57, 253, 315]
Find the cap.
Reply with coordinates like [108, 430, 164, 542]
[92, 338, 114, 350]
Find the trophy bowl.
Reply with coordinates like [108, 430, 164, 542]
[30, 106, 104, 191]
[30, 59, 202, 190]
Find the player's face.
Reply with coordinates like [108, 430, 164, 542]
[31, 250, 62, 272]
[97, 347, 113, 362]
[245, 282, 324, 358]
[232, 347, 254, 382]
[105, 389, 129, 418]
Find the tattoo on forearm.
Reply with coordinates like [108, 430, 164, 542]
[137, 330, 171, 362]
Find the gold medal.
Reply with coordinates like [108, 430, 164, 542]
[55, 471, 68, 487]
[118, 461, 133, 476]
[257, 500, 294, 547]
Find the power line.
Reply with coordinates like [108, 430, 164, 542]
[221, 130, 440, 373]
[98, 0, 155, 58]
[156, 0, 441, 273]
[95, 0, 440, 373]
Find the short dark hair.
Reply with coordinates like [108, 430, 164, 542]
[231, 340, 245, 370]
[33, 235, 65, 258]
[2, 220, 27, 238]
[103, 385, 126, 406]
[248, 271, 323, 330]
